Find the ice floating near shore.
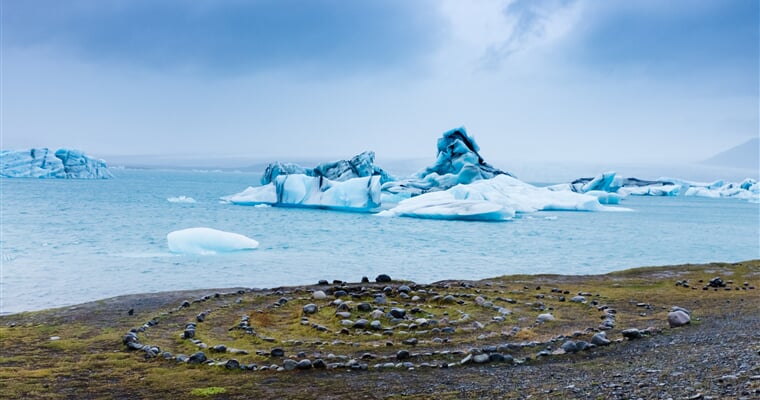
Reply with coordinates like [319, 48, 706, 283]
[224, 127, 630, 220]
[167, 196, 196, 203]
[0, 148, 112, 179]
[551, 172, 759, 202]
[167, 227, 259, 255]
[222, 174, 382, 211]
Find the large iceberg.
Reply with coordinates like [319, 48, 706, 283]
[551, 171, 759, 202]
[224, 127, 628, 220]
[167, 227, 259, 255]
[1, 148, 113, 179]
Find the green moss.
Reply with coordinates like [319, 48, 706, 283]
[190, 386, 227, 396]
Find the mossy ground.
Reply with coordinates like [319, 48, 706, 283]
[1, 260, 758, 399]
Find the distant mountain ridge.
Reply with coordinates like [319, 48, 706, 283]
[702, 138, 759, 170]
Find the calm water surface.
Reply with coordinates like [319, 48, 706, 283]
[1, 169, 758, 314]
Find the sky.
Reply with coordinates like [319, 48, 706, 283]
[1, 0, 758, 168]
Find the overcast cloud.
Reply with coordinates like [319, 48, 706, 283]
[1, 0, 757, 168]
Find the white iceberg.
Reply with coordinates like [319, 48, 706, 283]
[167, 227, 259, 255]
[1, 148, 112, 179]
[379, 175, 623, 221]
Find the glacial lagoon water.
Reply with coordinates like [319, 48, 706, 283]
[1, 168, 758, 314]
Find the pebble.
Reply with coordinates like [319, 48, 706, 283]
[376, 274, 392, 283]
[357, 303, 372, 312]
[570, 296, 586, 303]
[271, 348, 285, 357]
[396, 350, 410, 360]
[398, 285, 412, 293]
[225, 359, 240, 369]
[312, 290, 327, 300]
[353, 319, 369, 329]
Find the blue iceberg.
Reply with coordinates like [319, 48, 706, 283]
[224, 127, 628, 220]
[1, 148, 113, 179]
[552, 171, 758, 202]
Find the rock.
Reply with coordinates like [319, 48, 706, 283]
[575, 341, 590, 351]
[211, 344, 227, 353]
[296, 359, 312, 370]
[460, 354, 473, 364]
[353, 319, 369, 329]
[335, 311, 351, 319]
[373, 295, 387, 305]
[357, 303, 372, 312]
[313, 359, 326, 369]
[398, 285, 412, 293]
[561, 340, 579, 353]
[271, 348, 285, 357]
[333, 290, 348, 298]
[370, 310, 384, 319]
[188, 352, 207, 364]
[570, 296, 586, 303]
[591, 332, 611, 346]
[312, 290, 327, 300]
[389, 308, 407, 319]
[282, 359, 298, 371]
[537, 313, 555, 323]
[473, 354, 490, 363]
[370, 320, 383, 330]
[376, 274, 392, 283]
[489, 353, 506, 362]
[442, 295, 456, 304]
[396, 350, 411, 360]
[671, 306, 691, 315]
[622, 328, 643, 340]
[303, 304, 318, 314]
[225, 359, 240, 369]
[668, 310, 691, 327]
[708, 277, 725, 287]
[402, 338, 418, 346]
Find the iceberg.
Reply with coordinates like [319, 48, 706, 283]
[167, 227, 259, 255]
[222, 174, 382, 211]
[381, 127, 513, 197]
[553, 171, 759, 202]
[225, 127, 628, 221]
[379, 175, 621, 221]
[261, 151, 394, 185]
[1, 148, 113, 179]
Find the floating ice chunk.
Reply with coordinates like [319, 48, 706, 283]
[585, 190, 622, 205]
[167, 196, 196, 203]
[167, 227, 259, 255]
[380, 175, 627, 221]
[221, 185, 278, 205]
[261, 151, 394, 185]
[378, 191, 515, 221]
[223, 175, 382, 211]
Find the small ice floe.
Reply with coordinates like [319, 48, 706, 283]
[167, 227, 259, 255]
[167, 196, 196, 203]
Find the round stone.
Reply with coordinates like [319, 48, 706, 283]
[312, 290, 327, 300]
[303, 304, 318, 314]
[376, 274, 392, 283]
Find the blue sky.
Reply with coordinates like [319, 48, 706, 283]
[1, 0, 758, 167]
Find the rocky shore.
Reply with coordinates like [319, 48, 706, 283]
[2, 260, 759, 399]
